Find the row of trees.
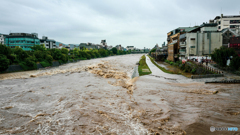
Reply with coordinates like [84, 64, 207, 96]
[211, 46, 240, 70]
[0, 44, 131, 72]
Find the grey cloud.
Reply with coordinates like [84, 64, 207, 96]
[0, 0, 240, 48]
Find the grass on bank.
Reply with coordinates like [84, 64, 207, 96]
[138, 55, 152, 76]
[147, 55, 174, 74]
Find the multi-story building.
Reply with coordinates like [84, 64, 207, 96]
[40, 36, 56, 49]
[101, 39, 107, 46]
[79, 43, 99, 50]
[229, 36, 240, 56]
[184, 23, 222, 58]
[212, 14, 240, 31]
[0, 34, 8, 45]
[107, 45, 113, 50]
[222, 28, 239, 47]
[116, 44, 122, 50]
[126, 46, 135, 50]
[167, 27, 196, 61]
[5, 33, 40, 51]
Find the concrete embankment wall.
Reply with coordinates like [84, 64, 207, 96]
[191, 74, 224, 79]
[4, 61, 63, 73]
[205, 80, 240, 84]
[131, 66, 139, 78]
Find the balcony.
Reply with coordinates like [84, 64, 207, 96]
[180, 49, 186, 55]
[180, 42, 186, 46]
[167, 37, 170, 41]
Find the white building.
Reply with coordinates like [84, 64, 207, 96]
[212, 14, 240, 31]
[185, 25, 222, 58]
[178, 23, 223, 58]
[40, 36, 56, 49]
[126, 46, 135, 50]
[0, 34, 8, 45]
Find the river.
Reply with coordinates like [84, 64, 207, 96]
[0, 54, 239, 135]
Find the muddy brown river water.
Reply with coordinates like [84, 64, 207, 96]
[0, 54, 239, 135]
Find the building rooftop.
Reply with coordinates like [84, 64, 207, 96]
[214, 14, 240, 20]
[7, 33, 39, 39]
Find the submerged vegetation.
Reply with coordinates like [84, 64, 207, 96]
[0, 44, 131, 72]
[138, 55, 152, 76]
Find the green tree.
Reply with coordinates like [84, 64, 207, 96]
[230, 56, 240, 70]
[61, 54, 68, 63]
[0, 44, 12, 57]
[0, 54, 10, 72]
[45, 55, 53, 64]
[111, 47, 118, 54]
[34, 50, 44, 62]
[211, 46, 237, 67]
[13, 46, 29, 61]
[98, 48, 107, 57]
[53, 49, 62, 60]
[150, 48, 156, 53]
[30, 45, 46, 51]
[73, 48, 80, 56]
[61, 48, 69, 55]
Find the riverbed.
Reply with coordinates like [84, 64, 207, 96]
[0, 54, 239, 135]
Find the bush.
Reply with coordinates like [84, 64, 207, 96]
[61, 54, 68, 63]
[20, 56, 37, 70]
[80, 57, 87, 60]
[53, 49, 62, 60]
[211, 46, 237, 67]
[88, 51, 96, 58]
[99, 48, 108, 57]
[230, 57, 240, 70]
[184, 64, 192, 73]
[58, 60, 63, 65]
[45, 55, 53, 64]
[69, 59, 73, 62]
[40, 61, 51, 67]
[30, 45, 46, 51]
[86, 53, 91, 59]
[191, 68, 197, 74]
[61, 48, 69, 55]
[0, 54, 10, 72]
[111, 47, 118, 54]
[94, 52, 100, 58]
[13, 47, 29, 61]
[180, 64, 185, 70]
[34, 50, 44, 62]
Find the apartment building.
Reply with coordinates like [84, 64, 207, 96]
[5, 33, 40, 51]
[167, 27, 196, 61]
[212, 14, 240, 31]
[0, 34, 8, 45]
[184, 23, 222, 57]
[126, 46, 135, 50]
[40, 36, 56, 49]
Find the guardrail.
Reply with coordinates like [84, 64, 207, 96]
[188, 59, 224, 74]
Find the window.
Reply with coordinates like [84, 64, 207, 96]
[218, 21, 221, 24]
[230, 25, 239, 28]
[218, 26, 221, 29]
[190, 46, 195, 48]
[230, 20, 240, 24]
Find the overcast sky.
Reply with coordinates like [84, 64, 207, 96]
[0, 0, 240, 48]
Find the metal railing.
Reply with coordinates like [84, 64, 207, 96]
[187, 59, 224, 74]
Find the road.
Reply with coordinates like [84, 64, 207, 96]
[0, 54, 239, 135]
